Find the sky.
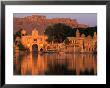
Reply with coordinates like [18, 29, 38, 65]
[14, 13, 97, 27]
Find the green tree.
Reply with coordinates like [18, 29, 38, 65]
[45, 23, 75, 43]
[76, 26, 97, 37]
[14, 28, 23, 42]
[17, 41, 26, 51]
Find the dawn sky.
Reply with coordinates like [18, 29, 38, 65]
[14, 13, 97, 27]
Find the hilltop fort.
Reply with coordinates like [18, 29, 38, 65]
[14, 15, 88, 35]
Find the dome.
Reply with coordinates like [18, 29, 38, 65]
[76, 29, 80, 37]
[32, 28, 38, 36]
[76, 29, 80, 33]
[21, 29, 26, 35]
[81, 34, 85, 37]
[15, 36, 20, 41]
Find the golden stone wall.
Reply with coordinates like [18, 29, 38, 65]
[21, 28, 47, 52]
[19, 28, 96, 53]
[67, 30, 97, 53]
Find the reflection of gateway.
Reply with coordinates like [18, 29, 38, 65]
[21, 28, 48, 52]
[32, 44, 38, 53]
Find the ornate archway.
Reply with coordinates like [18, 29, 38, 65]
[32, 44, 38, 52]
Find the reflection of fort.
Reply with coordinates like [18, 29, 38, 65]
[14, 53, 97, 75]
[14, 28, 97, 53]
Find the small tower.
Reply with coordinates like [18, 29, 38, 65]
[93, 32, 97, 39]
[32, 28, 38, 37]
[76, 29, 80, 37]
[21, 29, 26, 36]
[81, 33, 85, 38]
[15, 36, 20, 41]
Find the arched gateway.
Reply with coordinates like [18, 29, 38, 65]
[32, 44, 38, 52]
[21, 28, 48, 52]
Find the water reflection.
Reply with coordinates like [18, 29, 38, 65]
[14, 53, 97, 75]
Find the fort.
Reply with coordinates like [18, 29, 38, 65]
[14, 15, 88, 35]
[14, 28, 97, 53]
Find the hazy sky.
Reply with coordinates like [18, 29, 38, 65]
[14, 13, 97, 27]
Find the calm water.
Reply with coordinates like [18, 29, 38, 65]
[14, 53, 97, 75]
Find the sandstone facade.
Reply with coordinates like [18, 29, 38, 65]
[14, 28, 97, 53]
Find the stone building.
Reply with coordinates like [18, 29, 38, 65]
[21, 28, 48, 52]
[15, 28, 97, 53]
[66, 29, 97, 53]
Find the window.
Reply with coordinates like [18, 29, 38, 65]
[34, 39, 37, 42]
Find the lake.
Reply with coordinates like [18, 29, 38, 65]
[14, 52, 97, 75]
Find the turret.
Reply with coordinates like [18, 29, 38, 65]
[93, 32, 97, 39]
[21, 29, 26, 36]
[81, 33, 85, 38]
[32, 28, 38, 37]
[76, 29, 80, 37]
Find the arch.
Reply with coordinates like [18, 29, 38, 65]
[40, 48, 43, 52]
[32, 44, 38, 53]
[89, 48, 90, 52]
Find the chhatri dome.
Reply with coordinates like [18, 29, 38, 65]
[81, 33, 85, 38]
[21, 29, 26, 36]
[76, 29, 80, 37]
[32, 28, 38, 36]
[93, 32, 97, 39]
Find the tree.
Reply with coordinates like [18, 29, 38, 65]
[14, 29, 28, 51]
[17, 41, 26, 51]
[77, 26, 97, 37]
[45, 23, 75, 43]
[14, 28, 23, 42]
